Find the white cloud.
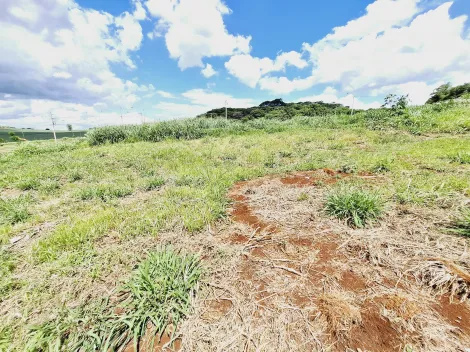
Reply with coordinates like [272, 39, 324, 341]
[201, 63, 217, 78]
[231, 1, 470, 102]
[0, 0, 146, 106]
[145, 0, 251, 69]
[157, 90, 176, 98]
[154, 89, 256, 118]
[225, 51, 308, 88]
[298, 87, 381, 110]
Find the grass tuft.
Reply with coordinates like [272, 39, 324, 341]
[448, 152, 470, 164]
[447, 210, 470, 237]
[0, 196, 31, 225]
[142, 177, 166, 191]
[25, 248, 201, 351]
[77, 185, 132, 201]
[325, 186, 383, 227]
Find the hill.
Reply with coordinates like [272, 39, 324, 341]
[427, 82, 470, 104]
[201, 98, 352, 120]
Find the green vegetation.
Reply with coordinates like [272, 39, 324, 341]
[86, 103, 470, 146]
[448, 210, 470, 237]
[26, 248, 201, 352]
[0, 101, 470, 350]
[427, 82, 470, 104]
[0, 196, 31, 226]
[203, 99, 351, 120]
[325, 186, 384, 227]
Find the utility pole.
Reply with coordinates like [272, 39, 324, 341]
[351, 95, 355, 117]
[50, 113, 57, 143]
[225, 100, 228, 120]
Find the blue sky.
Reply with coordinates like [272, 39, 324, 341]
[1, 0, 470, 129]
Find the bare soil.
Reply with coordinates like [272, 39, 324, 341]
[176, 169, 470, 351]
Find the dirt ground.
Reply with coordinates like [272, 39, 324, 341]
[155, 169, 470, 352]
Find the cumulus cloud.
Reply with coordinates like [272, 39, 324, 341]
[201, 63, 217, 78]
[154, 89, 256, 118]
[0, 0, 147, 106]
[145, 0, 251, 69]
[229, 0, 470, 104]
[157, 90, 176, 98]
[298, 87, 381, 110]
[225, 51, 308, 88]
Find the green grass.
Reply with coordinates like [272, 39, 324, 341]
[77, 184, 133, 201]
[448, 152, 470, 164]
[448, 210, 470, 237]
[0, 105, 470, 350]
[25, 248, 201, 352]
[0, 196, 31, 226]
[325, 186, 384, 227]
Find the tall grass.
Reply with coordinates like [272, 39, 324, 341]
[85, 104, 470, 146]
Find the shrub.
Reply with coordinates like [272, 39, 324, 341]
[325, 186, 383, 227]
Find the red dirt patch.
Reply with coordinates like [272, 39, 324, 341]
[202, 299, 233, 322]
[434, 295, 470, 336]
[342, 301, 403, 352]
[229, 233, 249, 244]
[229, 197, 277, 232]
[340, 270, 367, 292]
[315, 241, 339, 264]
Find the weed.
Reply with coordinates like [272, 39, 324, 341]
[77, 185, 132, 201]
[447, 210, 470, 237]
[0, 196, 31, 225]
[26, 248, 201, 351]
[142, 176, 166, 191]
[68, 169, 83, 182]
[325, 186, 383, 227]
[297, 192, 309, 201]
[16, 178, 39, 191]
[448, 152, 470, 164]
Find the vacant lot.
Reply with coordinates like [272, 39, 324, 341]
[1, 109, 470, 351]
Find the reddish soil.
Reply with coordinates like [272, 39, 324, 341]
[280, 168, 348, 187]
[434, 295, 470, 337]
[344, 302, 403, 352]
[340, 270, 367, 292]
[229, 193, 277, 232]
[229, 233, 249, 244]
[315, 241, 340, 264]
[202, 299, 233, 322]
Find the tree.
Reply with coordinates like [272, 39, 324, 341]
[426, 83, 451, 104]
[8, 132, 20, 142]
[66, 124, 73, 132]
[382, 94, 410, 113]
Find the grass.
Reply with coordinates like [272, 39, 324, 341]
[25, 248, 201, 352]
[448, 210, 470, 237]
[0, 105, 470, 350]
[0, 196, 31, 226]
[325, 186, 384, 227]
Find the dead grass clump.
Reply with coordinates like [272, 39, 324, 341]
[414, 259, 470, 300]
[317, 293, 362, 338]
[382, 294, 421, 322]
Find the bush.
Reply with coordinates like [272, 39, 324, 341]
[325, 186, 383, 227]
